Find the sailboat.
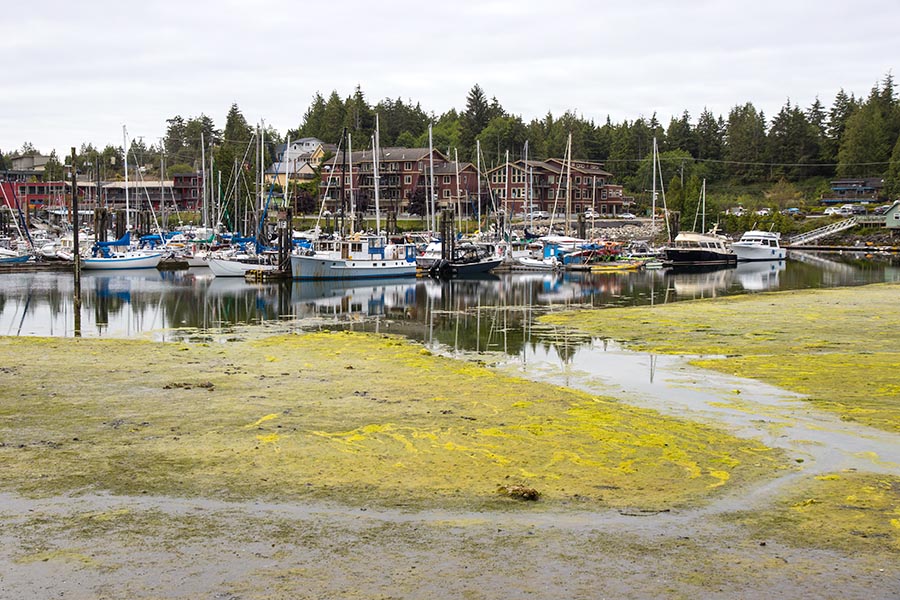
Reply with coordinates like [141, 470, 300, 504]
[81, 127, 164, 270]
[81, 231, 164, 270]
[290, 121, 418, 280]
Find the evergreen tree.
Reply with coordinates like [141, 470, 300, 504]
[459, 84, 494, 160]
[725, 102, 767, 182]
[806, 97, 832, 176]
[695, 108, 724, 180]
[825, 89, 858, 164]
[768, 99, 817, 179]
[0, 149, 6, 171]
[665, 111, 695, 156]
[837, 102, 890, 177]
[298, 93, 327, 139]
[319, 91, 347, 144]
[343, 85, 375, 140]
[884, 133, 900, 198]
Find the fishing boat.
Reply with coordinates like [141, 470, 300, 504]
[428, 242, 503, 278]
[731, 230, 786, 261]
[663, 229, 737, 267]
[291, 234, 417, 280]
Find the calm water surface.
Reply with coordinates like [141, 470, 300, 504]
[1, 251, 897, 358]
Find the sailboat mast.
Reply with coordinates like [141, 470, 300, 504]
[523, 140, 529, 229]
[348, 133, 354, 234]
[428, 124, 435, 232]
[476, 139, 482, 232]
[504, 149, 510, 222]
[374, 114, 381, 235]
[565, 132, 572, 236]
[454, 148, 461, 234]
[123, 125, 130, 231]
[201, 131, 207, 228]
[701, 178, 706, 233]
[651, 137, 657, 230]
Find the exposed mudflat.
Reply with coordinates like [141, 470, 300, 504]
[0, 283, 898, 598]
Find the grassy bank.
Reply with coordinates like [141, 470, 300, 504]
[0, 331, 784, 510]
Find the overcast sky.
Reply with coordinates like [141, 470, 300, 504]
[2, 0, 897, 156]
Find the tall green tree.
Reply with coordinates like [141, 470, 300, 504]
[725, 102, 767, 182]
[884, 133, 900, 198]
[768, 99, 818, 179]
[459, 84, 496, 160]
[665, 111, 696, 156]
[695, 108, 724, 180]
[825, 89, 858, 164]
[837, 102, 890, 177]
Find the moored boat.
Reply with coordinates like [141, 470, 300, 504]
[663, 229, 737, 267]
[291, 234, 418, 280]
[731, 230, 786, 261]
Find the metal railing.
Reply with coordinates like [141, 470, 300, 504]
[788, 217, 858, 246]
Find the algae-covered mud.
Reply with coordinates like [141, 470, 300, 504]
[1, 301, 898, 597]
[540, 282, 900, 563]
[0, 332, 782, 509]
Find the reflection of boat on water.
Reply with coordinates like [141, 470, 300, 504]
[290, 277, 417, 318]
[735, 260, 786, 291]
[670, 265, 735, 298]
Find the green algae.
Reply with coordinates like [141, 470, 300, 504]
[731, 472, 900, 555]
[542, 282, 900, 433]
[0, 331, 785, 510]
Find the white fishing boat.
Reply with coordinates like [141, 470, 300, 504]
[731, 230, 786, 261]
[291, 234, 418, 280]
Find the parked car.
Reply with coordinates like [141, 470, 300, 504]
[780, 207, 803, 217]
[619, 212, 637, 219]
[823, 207, 842, 216]
[726, 207, 746, 216]
[584, 209, 600, 219]
[524, 211, 550, 220]
[755, 208, 772, 216]
[874, 204, 894, 215]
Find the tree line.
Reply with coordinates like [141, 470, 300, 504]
[4, 73, 899, 205]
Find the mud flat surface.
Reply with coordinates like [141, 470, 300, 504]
[0, 284, 898, 598]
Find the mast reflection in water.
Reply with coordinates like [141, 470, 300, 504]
[0, 252, 898, 361]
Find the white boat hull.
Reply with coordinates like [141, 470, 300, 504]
[291, 254, 417, 280]
[82, 251, 163, 270]
[208, 258, 278, 277]
[732, 243, 787, 261]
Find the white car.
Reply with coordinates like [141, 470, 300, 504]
[823, 207, 842, 216]
[619, 212, 636, 219]
[584, 209, 600, 219]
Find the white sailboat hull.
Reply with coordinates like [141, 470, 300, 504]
[208, 258, 278, 277]
[82, 251, 164, 270]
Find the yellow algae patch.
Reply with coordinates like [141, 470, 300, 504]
[542, 283, 900, 434]
[256, 433, 280, 446]
[0, 332, 785, 510]
[246, 414, 279, 428]
[734, 473, 900, 555]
